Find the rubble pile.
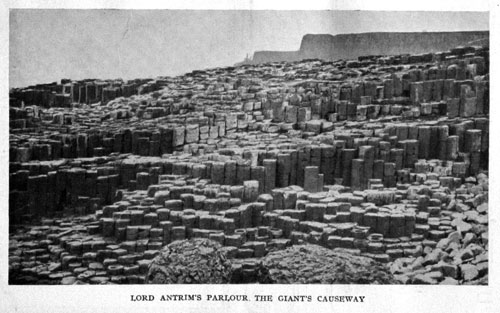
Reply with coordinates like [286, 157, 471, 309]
[258, 245, 397, 284]
[146, 238, 232, 284]
[9, 44, 489, 285]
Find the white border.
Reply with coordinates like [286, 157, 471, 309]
[1, 1, 498, 313]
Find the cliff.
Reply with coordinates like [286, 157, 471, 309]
[242, 31, 488, 65]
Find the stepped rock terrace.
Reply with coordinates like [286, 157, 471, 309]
[9, 44, 489, 285]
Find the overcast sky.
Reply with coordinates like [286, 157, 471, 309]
[10, 10, 489, 88]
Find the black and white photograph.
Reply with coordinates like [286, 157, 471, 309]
[1, 0, 499, 312]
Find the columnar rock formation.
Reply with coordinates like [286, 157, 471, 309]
[9, 42, 489, 285]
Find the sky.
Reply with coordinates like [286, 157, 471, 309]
[9, 10, 489, 88]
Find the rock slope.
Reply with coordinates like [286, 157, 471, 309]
[9, 42, 489, 285]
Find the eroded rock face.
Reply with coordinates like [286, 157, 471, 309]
[258, 245, 398, 284]
[147, 238, 232, 284]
